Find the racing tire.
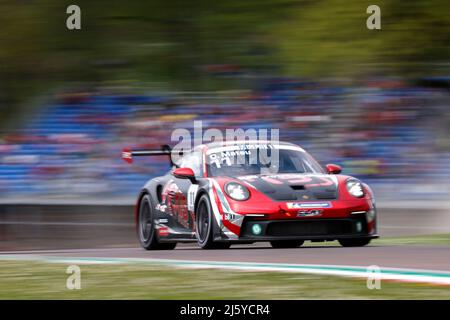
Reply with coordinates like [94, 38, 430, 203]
[270, 240, 304, 248]
[338, 238, 371, 247]
[195, 194, 231, 249]
[138, 194, 177, 250]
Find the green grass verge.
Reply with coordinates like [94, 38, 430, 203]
[374, 234, 450, 246]
[298, 234, 450, 247]
[0, 261, 449, 299]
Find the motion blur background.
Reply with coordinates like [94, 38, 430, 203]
[0, 0, 449, 204]
[1, 2, 450, 301]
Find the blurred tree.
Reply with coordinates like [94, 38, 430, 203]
[0, 0, 449, 123]
[274, 0, 450, 77]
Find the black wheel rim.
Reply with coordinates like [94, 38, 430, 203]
[197, 201, 209, 242]
[140, 200, 152, 242]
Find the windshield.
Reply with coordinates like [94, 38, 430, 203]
[206, 146, 324, 177]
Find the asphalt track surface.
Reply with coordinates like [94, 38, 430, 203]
[1, 204, 450, 274]
[3, 243, 450, 272]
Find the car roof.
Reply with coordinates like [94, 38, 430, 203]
[192, 140, 302, 153]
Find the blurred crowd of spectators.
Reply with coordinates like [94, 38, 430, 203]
[0, 77, 449, 201]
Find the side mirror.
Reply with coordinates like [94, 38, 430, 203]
[326, 164, 342, 174]
[173, 167, 196, 181]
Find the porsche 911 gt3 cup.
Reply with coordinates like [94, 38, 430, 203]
[122, 141, 378, 249]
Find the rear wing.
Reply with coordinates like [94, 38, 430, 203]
[122, 144, 174, 165]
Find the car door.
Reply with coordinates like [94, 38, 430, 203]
[167, 151, 202, 231]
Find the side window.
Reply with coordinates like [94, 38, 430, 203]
[179, 152, 202, 177]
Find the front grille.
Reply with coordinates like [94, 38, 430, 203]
[266, 220, 354, 237]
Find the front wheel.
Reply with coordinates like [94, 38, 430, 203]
[338, 238, 371, 247]
[195, 194, 230, 249]
[138, 194, 177, 250]
[270, 240, 304, 248]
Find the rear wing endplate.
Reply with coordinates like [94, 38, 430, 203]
[122, 144, 173, 165]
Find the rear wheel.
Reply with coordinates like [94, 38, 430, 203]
[338, 238, 371, 247]
[196, 194, 231, 249]
[138, 194, 177, 250]
[270, 240, 304, 248]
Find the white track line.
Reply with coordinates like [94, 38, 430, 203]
[1, 254, 450, 286]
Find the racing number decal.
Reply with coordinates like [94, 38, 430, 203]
[261, 176, 284, 185]
[263, 175, 334, 187]
[306, 177, 334, 187]
[187, 184, 199, 212]
[281, 175, 312, 184]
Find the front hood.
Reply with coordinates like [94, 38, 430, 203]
[236, 173, 339, 201]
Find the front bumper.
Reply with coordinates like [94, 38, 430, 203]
[233, 215, 378, 242]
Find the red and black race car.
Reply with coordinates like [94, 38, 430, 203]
[122, 141, 378, 250]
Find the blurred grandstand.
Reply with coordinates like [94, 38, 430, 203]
[0, 77, 449, 203]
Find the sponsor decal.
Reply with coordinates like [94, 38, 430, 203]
[187, 184, 199, 212]
[297, 209, 323, 217]
[287, 202, 331, 209]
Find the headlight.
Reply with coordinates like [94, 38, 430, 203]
[225, 182, 250, 201]
[346, 179, 364, 198]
